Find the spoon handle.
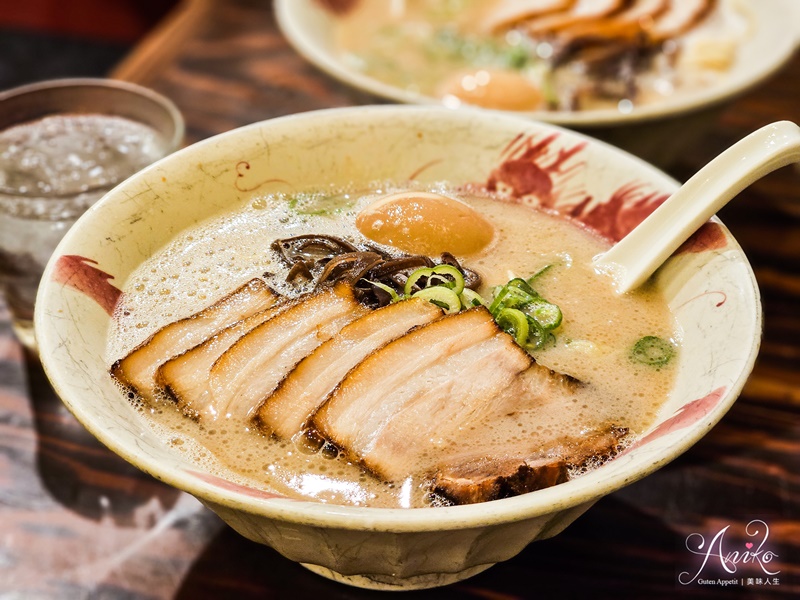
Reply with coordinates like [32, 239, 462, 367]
[595, 121, 800, 293]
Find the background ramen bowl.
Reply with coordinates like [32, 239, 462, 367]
[36, 106, 761, 591]
[275, 0, 800, 167]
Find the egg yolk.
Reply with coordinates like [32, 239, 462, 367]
[355, 191, 494, 256]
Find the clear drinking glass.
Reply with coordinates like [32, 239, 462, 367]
[0, 78, 183, 351]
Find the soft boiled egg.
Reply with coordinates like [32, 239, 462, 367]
[437, 68, 544, 112]
[355, 191, 494, 256]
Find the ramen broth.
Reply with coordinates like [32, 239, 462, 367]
[108, 184, 679, 508]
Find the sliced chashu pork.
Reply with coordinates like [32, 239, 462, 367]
[111, 278, 279, 402]
[531, 0, 716, 52]
[354, 338, 579, 482]
[482, 0, 575, 33]
[431, 425, 628, 504]
[557, 0, 669, 45]
[256, 297, 443, 439]
[649, 0, 716, 42]
[157, 301, 291, 419]
[522, 0, 626, 35]
[208, 282, 368, 422]
[311, 307, 540, 481]
[431, 455, 569, 505]
[311, 308, 504, 452]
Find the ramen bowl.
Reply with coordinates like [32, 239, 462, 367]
[35, 106, 761, 590]
[276, 0, 800, 166]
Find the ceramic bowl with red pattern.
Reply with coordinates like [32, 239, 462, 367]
[35, 106, 761, 590]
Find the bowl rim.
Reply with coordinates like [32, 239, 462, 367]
[36, 104, 762, 532]
[274, 0, 800, 127]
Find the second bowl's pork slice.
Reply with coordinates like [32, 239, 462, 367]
[522, 0, 626, 35]
[157, 301, 291, 419]
[483, 0, 575, 33]
[256, 297, 443, 439]
[110, 278, 279, 402]
[558, 0, 669, 46]
[649, 0, 715, 42]
[208, 283, 368, 422]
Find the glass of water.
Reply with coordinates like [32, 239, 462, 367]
[0, 78, 183, 351]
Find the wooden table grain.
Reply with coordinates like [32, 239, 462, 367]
[2, 1, 798, 597]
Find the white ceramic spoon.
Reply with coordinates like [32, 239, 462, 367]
[594, 120, 800, 293]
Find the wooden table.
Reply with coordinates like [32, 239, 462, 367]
[2, 1, 798, 597]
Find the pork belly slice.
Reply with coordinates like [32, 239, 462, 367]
[522, 0, 626, 35]
[311, 308, 536, 479]
[548, 424, 629, 468]
[256, 297, 443, 439]
[650, 0, 715, 42]
[111, 278, 279, 402]
[558, 0, 669, 45]
[432, 456, 569, 505]
[431, 426, 628, 504]
[311, 308, 501, 450]
[483, 0, 574, 32]
[431, 425, 629, 505]
[208, 282, 368, 422]
[156, 301, 290, 419]
[356, 344, 580, 482]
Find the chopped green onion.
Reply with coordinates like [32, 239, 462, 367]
[459, 288, 486, 308]
[507, 277, 539, 297]
[505, 44, 531, 69]
[522, 298, 562, 330]
[488, 285, 508, 314]
[523, 316, 548, 350]
[631, 336, 675, 367]
[412, 287, 461, 314]
[527, 264, 552, 285]
[489, 283, 534, 314]
[363, 262, 563, 353]
[540, 70, 559, 109]
[404, 267, 433, 296]
[426, 264, 465, 295]
[404, 264, 465, 296]
[495, 308, 529, 345]
[487, 271, 563, 351]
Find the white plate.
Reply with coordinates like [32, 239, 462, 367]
[275, 0, 800, 127]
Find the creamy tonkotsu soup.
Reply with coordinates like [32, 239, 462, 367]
[330, 0, 751, 113]
[108, 183, 679, 508]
